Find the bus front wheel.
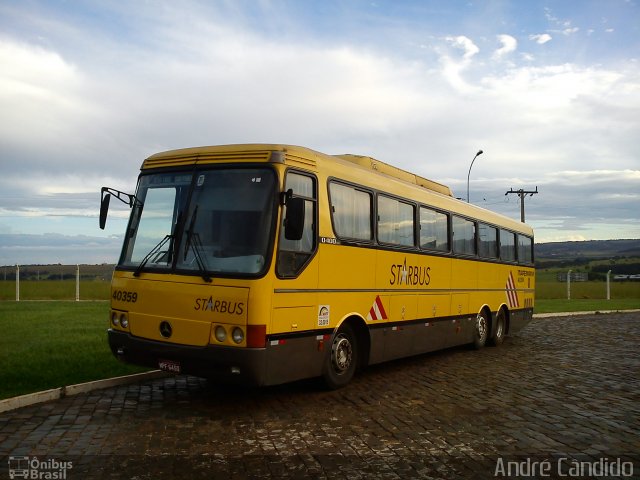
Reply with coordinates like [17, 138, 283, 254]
[322, 323, 358, 389]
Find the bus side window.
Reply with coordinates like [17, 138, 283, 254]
[500, 229, 516, 262]
[517, 234, 533, 264]
[277, 172, 317, 278]
[378, 195, 415, 247]
[478, 223, 498, 258]
[419, 206, 449, 252]
[329, 182, 372, 241]
[452, 215, 476, 256]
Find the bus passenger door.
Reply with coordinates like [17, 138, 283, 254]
[273, 171, 319, 334]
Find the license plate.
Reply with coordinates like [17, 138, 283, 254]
[158, 359, 181, 374]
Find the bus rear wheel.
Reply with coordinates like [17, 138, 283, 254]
[489, 309, 506, 346]
[322, 323, 358, 389]
[473, 311, 489, 349]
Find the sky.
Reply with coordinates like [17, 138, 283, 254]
[0, 0, 639, 265]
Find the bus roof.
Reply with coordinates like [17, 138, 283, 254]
[143, 144, 532, 235]
[145, 145, 453, 194]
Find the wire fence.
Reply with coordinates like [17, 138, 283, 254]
[2, 263, 639, 303]
[0, 265, 113, 301]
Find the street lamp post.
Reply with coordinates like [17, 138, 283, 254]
[466, 150, 483, 203]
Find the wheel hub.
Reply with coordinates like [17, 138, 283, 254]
[476, 315, 487, 339]
[332, 334, 353, 373]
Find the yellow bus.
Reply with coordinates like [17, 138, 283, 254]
[100, 144, 535, 388]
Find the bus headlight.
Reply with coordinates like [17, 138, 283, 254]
[111, 311, 119, 326]
[214, 325, 227, 342]
[120, 314, 129, 328]
[231, 327, 244, 344]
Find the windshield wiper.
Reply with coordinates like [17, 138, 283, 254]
[133, 235, 173, 277]
[183, 206, 212, 283]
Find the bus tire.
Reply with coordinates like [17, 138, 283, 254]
[322, 323, 358, 389]
[489, 309, 506, 347]
[473, 310, 489, 349]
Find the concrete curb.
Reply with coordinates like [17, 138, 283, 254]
[0, 370, 168, 414]
[533, 309, 640, 318]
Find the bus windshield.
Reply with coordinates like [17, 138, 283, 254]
[120, 168, 277, 276]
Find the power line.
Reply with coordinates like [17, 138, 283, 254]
[505, 187, 538, 222]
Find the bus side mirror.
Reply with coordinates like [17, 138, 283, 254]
[284, 197, 305, 241]
[99, 191, 111, 230]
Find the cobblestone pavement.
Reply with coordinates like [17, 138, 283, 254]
[1, 313, 639, 479]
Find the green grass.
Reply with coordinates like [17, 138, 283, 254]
[0, 302, 148, 400]
[534, 277, 639, 313]
[535, 298, 640, 314]
[536, 278, 640, 300]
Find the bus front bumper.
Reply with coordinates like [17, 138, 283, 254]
[108, 329, 268, 386]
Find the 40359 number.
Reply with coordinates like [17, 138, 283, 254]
[112, 290, 138, 303]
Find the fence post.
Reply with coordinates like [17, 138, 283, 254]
[76, 264, 80, 302]
[16, 264, 20, 302]
[567, 269, 572, 300]
[606, 270, 611, 300]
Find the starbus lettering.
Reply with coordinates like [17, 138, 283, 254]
[194, 296, 245, 315]
[390, 258, 431, 286]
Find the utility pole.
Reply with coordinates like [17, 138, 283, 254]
[505, 187, 538, 222]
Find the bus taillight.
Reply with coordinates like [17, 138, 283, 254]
[246, 325, 266, 348]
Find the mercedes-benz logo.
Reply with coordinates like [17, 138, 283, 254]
[159, 321, 173, 338]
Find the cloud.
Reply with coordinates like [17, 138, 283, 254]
[2, 21, 637, 199]
[560, 27, 579, 35]
[0, 1, 638, 248]
[493, 34, 517, 60]
[439, 35, 481, 93]
[0, 233, 123, 265]
[543, 7, 580, 37]
[529, 33, 552, 45]
[544, 7, 559, 24]
[445, 35, 480, 60]
[463, 169, 640, 242]
[0, 28, 435, 198]
[0, 40, 84, 161]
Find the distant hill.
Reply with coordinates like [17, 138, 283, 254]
[535, 239, 640, 260]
